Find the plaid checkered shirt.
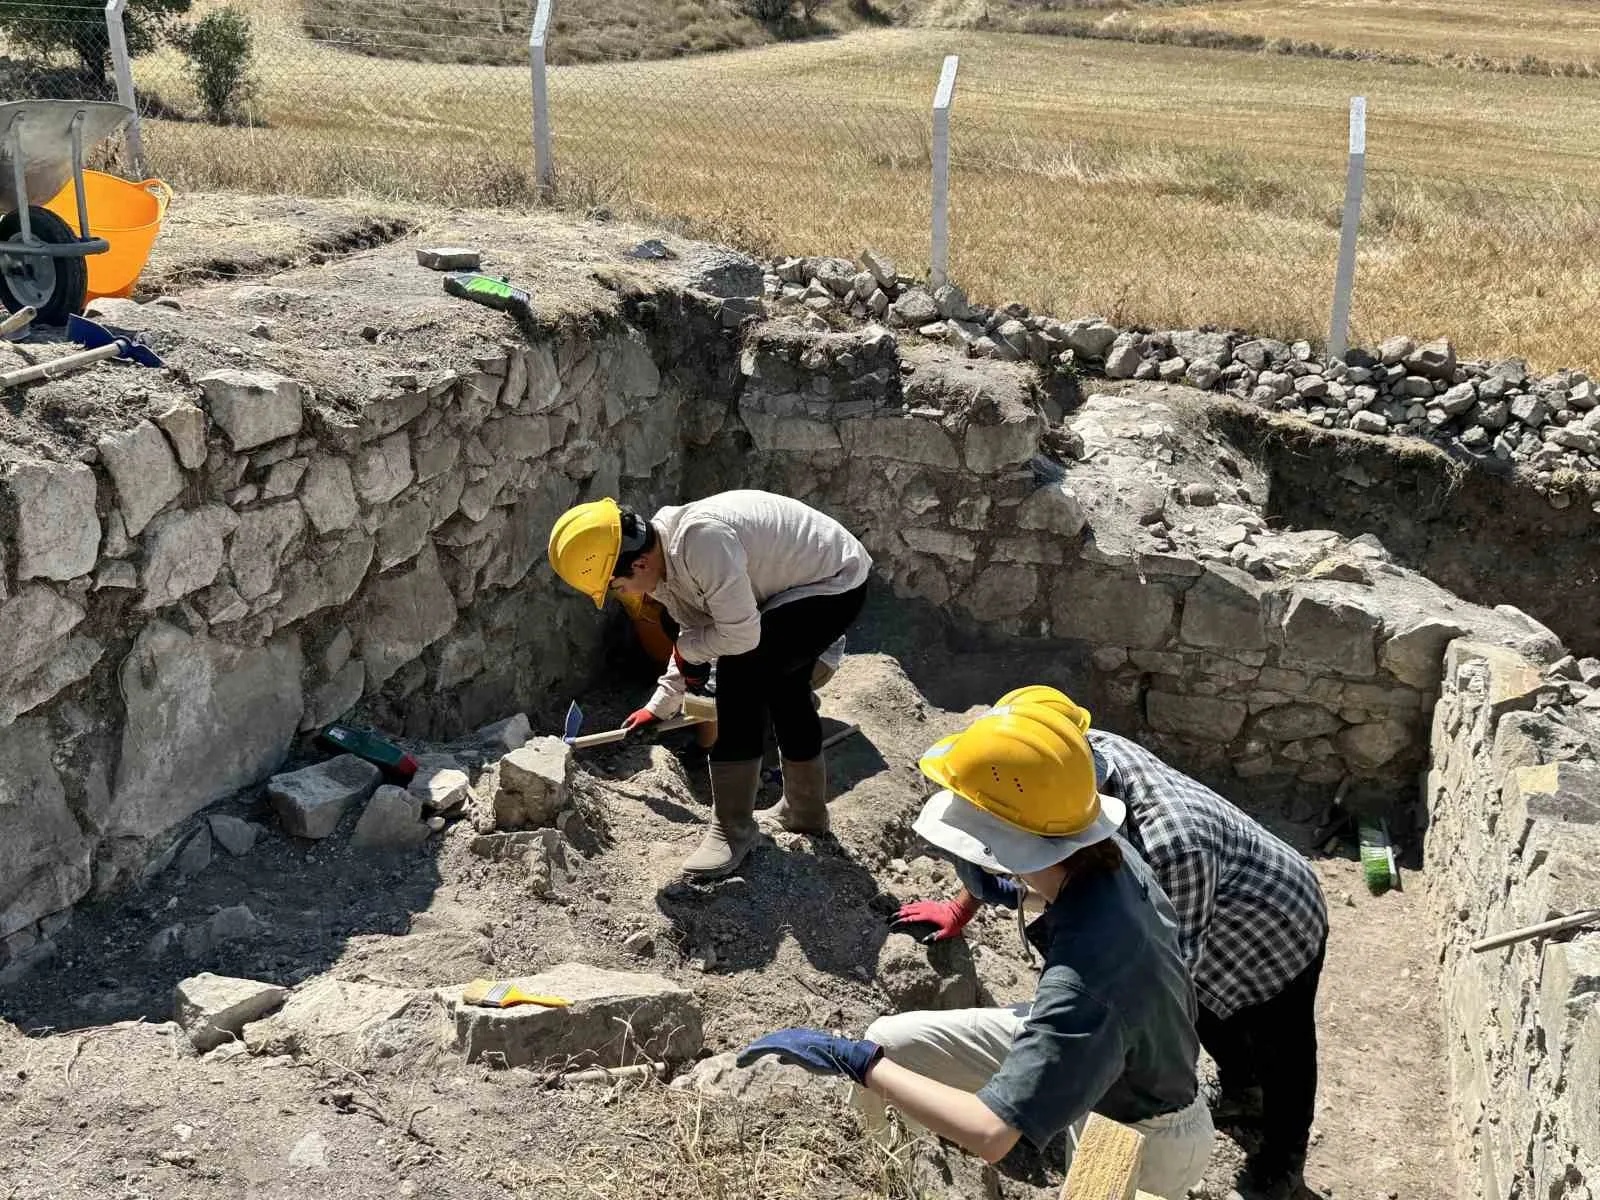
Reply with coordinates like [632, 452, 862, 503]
[1090, 730, 1328, 1019]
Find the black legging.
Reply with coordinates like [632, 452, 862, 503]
[697, 583, 866, 763]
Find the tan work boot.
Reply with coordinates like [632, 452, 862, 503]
[761, 754, 829, 835]
[682, 758, 763, 878]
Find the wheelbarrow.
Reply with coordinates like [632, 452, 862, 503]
[0, 99, 135, 325]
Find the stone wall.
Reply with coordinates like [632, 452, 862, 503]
[0, 294, 697, 982]
[710, 318, 1560, 827]
[1426, 641, 1600, 1200]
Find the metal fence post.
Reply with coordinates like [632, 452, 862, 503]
[529, 0, 555, 196]
[104, 0, 145, 177]
[1328, 96, 1366, 360]
[930, 54, 959, 290]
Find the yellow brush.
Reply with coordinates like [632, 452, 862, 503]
[461, 979, 572, 1009]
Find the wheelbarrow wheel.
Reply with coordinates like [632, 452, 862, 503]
[0, 206, 89, 327]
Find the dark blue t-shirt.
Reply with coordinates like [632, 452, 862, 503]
[973, 840, 1200, 1148]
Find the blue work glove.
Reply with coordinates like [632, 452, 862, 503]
[736, 1028, 884, 1086]
[954, 858, 1026, 910]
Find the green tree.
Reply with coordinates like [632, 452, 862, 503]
[0, 0, 192, 85]
[181, 6, 257, 125]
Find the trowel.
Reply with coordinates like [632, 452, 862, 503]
[563, 693, 717, 750]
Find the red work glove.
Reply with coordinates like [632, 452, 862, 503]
[889, 893, 980, 944]
[621, 708, 658, 733]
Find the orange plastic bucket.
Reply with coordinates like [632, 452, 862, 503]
[43, 171, 172, 300]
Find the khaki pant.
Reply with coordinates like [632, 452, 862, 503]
[859, 1006, 1215, 1200]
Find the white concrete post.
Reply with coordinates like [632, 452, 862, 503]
[104, 0, 145, 176]
[930, 54, 959, 290]
[529, 0, 555, 195]
[1328, 96, 1367, 360]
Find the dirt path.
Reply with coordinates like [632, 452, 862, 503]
[0, 638, 1459, 1200]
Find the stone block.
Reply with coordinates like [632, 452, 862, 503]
[1016, 481, 1086, 538]
[275, 536, 374, 628]
[965, 414, 1042, 474]
[3, 458, 100, 581]
[739, 408, 841, 453]
[1051, 567, 1175, 650]
[446, 963, 702, 1067]
[300, 458, 360, 535]
[361, 544, 457, 689]
[1502, 762, 1600, 845]
[901, 526, 976, 562]
[112, 622, 303, 838]
[1336, 719, 1413, 770]
[153, 400, 208, 470]
[176, 972, 288, 1051]
[992, 534, 1068, 566]
[416, 246, 480, 270]
[1404, 338, 1456, 380]
[352, 785, 430, 849]
[1251, 703, 1343, 741]
[98, 420, 182, 536]
[1180, 564, 1267, 650]
[0, 719, 89, 938]
[1276, 587, 1381, 677]
[960, 564, 1037, 620]
[245, 978, 416, 1057]
[494, 737, 573, 829]
[208, 815, 258, 857]
[352, 432, 413, 505]
[838, 414, 959, 467]
[479, 713, 531, 753]
[199, 370, 304, 450]
[268, 755, 383, 840]
[140, 505, 240, 610]
[409, 763, 472, 814]
[230, 502, 305, 602]
[299, 660, 364, 731]
[0, 584, 86, 698]
[1146, 692, 1248, 743]
[1448, 642, 1545, 723]
[1380, 617, 1468, 689]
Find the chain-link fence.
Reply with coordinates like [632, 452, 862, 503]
[0, 1, 1596, 367]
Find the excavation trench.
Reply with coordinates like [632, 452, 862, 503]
[0, 213, 1594, 1200]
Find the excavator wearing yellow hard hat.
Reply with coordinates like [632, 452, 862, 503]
[546, 498, 648, 608]
[918, 701, 1102, 838]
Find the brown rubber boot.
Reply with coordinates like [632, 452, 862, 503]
[682, 758, 763, 878]
[760, 754, 829, 835]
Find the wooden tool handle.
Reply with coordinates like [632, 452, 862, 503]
[0, 341, 120, 388]
[0, 305, 36, 337]
[1471, 907, 1600, 953]
[569, 712, 709, 749]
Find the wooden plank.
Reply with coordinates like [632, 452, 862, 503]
[1061, 1114, 1146, 1200]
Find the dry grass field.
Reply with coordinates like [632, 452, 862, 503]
[126, 0, 1600, 370]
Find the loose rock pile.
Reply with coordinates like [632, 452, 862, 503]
[765, 253, 1600, 508]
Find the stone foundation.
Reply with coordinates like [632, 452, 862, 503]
[1426, 643, 1600, 1200]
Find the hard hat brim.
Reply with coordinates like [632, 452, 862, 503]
[913, 788, 1127, 876]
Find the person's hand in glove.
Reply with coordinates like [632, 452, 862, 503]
[672, 644, 712, 688]
[736, 1028, 884, 1086]
[620, 708, 658, 733]
[890, 891, 980, 944]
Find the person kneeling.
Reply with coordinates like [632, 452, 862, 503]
[738, 704, 1214, 1197]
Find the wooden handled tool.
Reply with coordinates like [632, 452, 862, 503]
[0, 306, 36, 337]
[1471, 907, 1600, 953]
[566, 693, 717, 750]
[0, 314, 163, 389]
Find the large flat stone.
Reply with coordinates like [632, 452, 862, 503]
[1051, 567, 1176, 650]
[300, 457, 360, 534]
[199, 370, 304, 450]
[1251, 703, 1344, 742]
[1381, 617, 1469, 689]
[493, 737, 573, 829]
[837, 414, 960, 468]
[361, 544, 456, 688]
[268, 755, 383, 840]
[445, 963, 703, 1068]
[0, 584, 87, 709]
[176, 972, 288, 1051]
[153, 399, 207, 470]
[140, 505, 240, 610]
[0, 718, 90, 938]
[1146, 691, 1248, 743]
[112, 622, 303, 838]
[351, 785, 430, 849]
[244, 978, 418, 1057]
[1180, 564, 1267, 650]
[230, 502, 305, 601]
[2, 458, 100, 581]
[98, 420, 183, 536]
[352, 431, 413, 505]
[1276, 586, 1381, 677]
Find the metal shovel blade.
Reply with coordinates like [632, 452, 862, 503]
[65, 314, 163, 368]
[563, 701, 583, 744]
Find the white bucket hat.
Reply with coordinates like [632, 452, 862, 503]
[913, 787, 1126, 876]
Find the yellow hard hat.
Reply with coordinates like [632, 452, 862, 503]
[918, 702, 1103, 838]
[993, 685, 1092, 733]
[547, 498, 623, 609]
